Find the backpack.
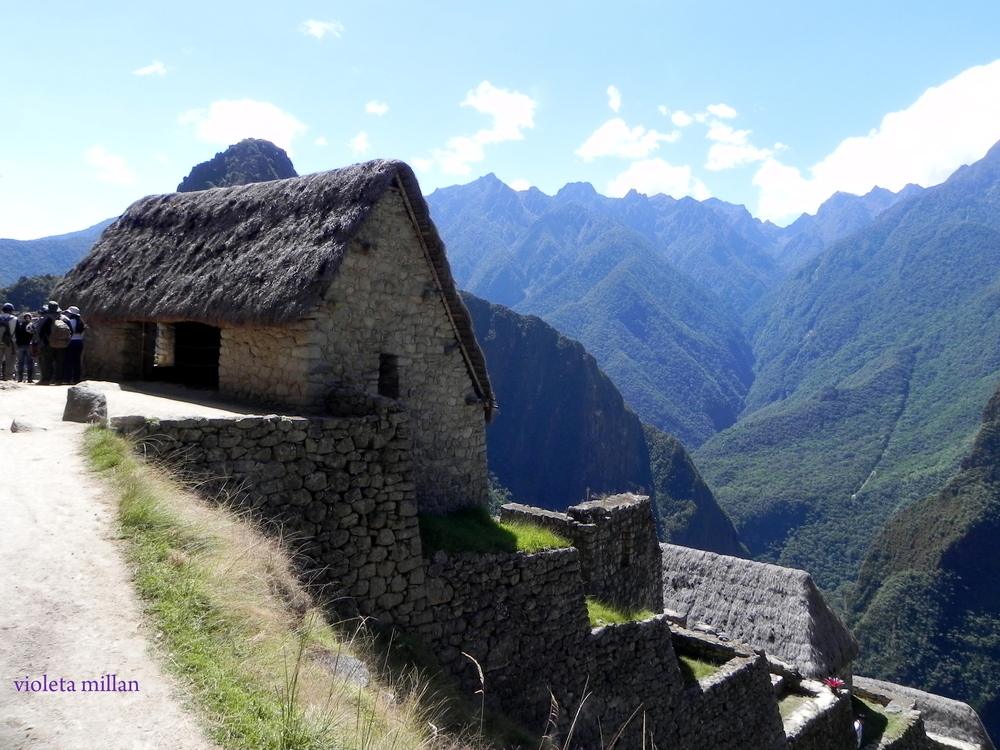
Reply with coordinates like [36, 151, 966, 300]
[0, 315, 12, 348]
[49, 317, 72, 349]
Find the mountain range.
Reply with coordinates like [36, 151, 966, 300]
[11, 138, 1000, 729]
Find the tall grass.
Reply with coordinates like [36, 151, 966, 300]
[84, 426, 435, 750]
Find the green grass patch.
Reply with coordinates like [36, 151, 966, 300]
[676, 654, 721, 685]
[585, 597, 655, 628]
[777, 692, 812, 719]
[419, 506, 570, 556]
[851, 696, 911, 745]
[83, 426, 434, 750]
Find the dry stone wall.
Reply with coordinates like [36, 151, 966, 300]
[304, 187, 488, 513]
[500, 495, 663, 612]
[111, 418, 913, 749]
[113, 405, 429, 628]
[219, 323, 313, 408]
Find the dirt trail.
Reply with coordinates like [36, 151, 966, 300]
[0, 381, 259, 749]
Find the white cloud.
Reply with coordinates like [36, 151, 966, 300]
[348, 131, 370, 156]
[410, 157, 434, 172]
[754, 59, 1000, 223]
[607, 85, 622, 112]
[706, 103, 738, 119]
[432, 81, 536, 175]
[671, 110, 693, 127]
[707, 142, 773, 171]
[301, 20, 344, 39]
[366, 101, 389, 115]
[85, 144, 137, 184]
[576, 118, 680, 162]
[179, 99, 308, 153]
[315, 136, 328, 147]
[510, 179, 531, 191]
[607, 158, 711, 200]
[133, 61, 167, 76]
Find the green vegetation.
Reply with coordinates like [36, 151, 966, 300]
[84, 426, 436, 750]
[585, 597, 655, 627]
[697, 173, 1000, 591]
[643, 423, 746, 557]
[675, 654, 720, 685]
[418, 506, 570, 556]
[0, 273, 61, 311]
[852, 696, 911, 745]
[848, 381, 1000, 737]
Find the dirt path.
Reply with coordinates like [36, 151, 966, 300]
[0, 381, 260, 749]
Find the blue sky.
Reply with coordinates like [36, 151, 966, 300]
[3, 1, 1000, 239]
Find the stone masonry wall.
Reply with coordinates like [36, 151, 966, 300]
[82, 321, 145, 382]
[306, 186, 488, 513]
[111, 418, 886, 749]
[501, 494, 663, 613]
[219, 323, 313, 409]
[113, 409, 429, 628]
[414, 548, 592, 733]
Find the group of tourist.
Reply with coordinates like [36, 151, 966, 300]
[0, 300, 86, 385]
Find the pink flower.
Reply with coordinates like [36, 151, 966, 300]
[822, 677, 846, 692]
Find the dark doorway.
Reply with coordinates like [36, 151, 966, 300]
[174, 322, 221, 387]
[141, 322, 221, 387]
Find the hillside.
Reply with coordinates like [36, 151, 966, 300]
[0, 219, 112, 286]
[429, 181, 756, 448]
[848, 379, 1000, 739]
[695, 141, 1000, 592]
[464, 292, 745, 555]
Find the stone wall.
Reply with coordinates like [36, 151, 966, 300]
[683, 654, 788, 750]
[500, 494, 663, 612]
[113, 416, 933, 749]
[114, 408, 429, 628]
[414, 548, 591, 732]
[81, 321, 145, 382]
[306, 187, 488, 513]
[219, 323, 313, 409]
[783, 683, 856, 750]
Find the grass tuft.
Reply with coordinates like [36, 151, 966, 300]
[419, 506, 570, 556]
[585, 597, 655, 628]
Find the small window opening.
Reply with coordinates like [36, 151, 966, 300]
[620, 529, 633, 568]
[378, 353, 399, 399]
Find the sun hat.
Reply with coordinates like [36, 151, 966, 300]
[66, 306, 81, 316]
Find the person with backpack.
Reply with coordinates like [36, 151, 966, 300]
[63, 305, 86, 385]
[37, 301, 71, 385]
[14, 312, 36, 382]
[0, 303, 16, 380]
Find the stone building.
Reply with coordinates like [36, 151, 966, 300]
[54, 160, 494, 513]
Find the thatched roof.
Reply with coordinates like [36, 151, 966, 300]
[54, 160, 493, 418]
[661, 544, 859, 677]
[854, 676, 995, 750]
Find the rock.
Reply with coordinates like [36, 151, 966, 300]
[10, 418, 45, 432]
[63, 385, 108, 425]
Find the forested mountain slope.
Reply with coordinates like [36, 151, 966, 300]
[848, 379, 1000, 739]
[464, 292, 745, 556]
[0, 220, 112, 286]
[695, 141, 1000, 593]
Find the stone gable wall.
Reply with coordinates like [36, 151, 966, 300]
[305, 187, 488, 513]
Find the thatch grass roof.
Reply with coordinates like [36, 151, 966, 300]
[660, 543, 859, 677]
[854, 676, 995, 749]
[54, 160, 493, 418]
